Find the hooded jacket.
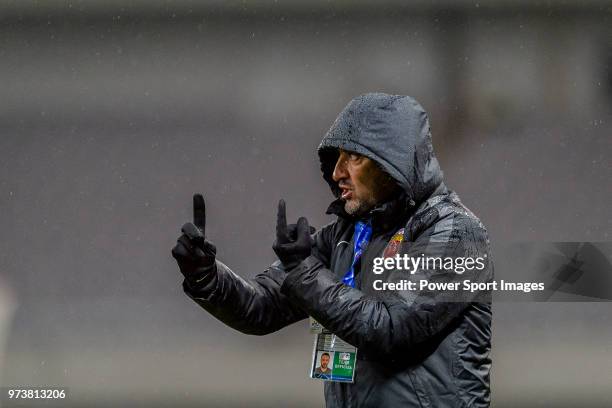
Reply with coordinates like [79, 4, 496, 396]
[183, 93, 493, 407]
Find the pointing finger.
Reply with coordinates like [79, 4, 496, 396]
[193, 193, 206, 235]
[276, 199, 289, 243]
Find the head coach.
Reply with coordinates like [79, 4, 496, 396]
[172, 93, 493, 407]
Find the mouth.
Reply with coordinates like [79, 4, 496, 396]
[339, 186, 353, 200]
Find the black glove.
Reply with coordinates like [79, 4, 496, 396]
[171, 194, 217, 288]
[272, 199, 313, 271]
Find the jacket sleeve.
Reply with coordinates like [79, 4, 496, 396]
[280, 207, 493, 358]
[182, 223, 336, 336]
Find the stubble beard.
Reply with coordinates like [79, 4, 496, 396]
[344, 194, 377, 217]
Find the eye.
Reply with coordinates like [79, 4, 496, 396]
[348, 153, 361, 161]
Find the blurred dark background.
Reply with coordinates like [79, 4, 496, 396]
[0, 1, 611, 407]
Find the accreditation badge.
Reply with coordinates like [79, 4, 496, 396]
[309, 331, 357, 383]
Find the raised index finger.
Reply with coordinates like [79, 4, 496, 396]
[193, 193, 206, 234]
[276, 199, 288, 242]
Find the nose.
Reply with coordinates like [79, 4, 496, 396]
[332, 155, 348, 182]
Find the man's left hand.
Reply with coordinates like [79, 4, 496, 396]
[273, 199, 313, 271]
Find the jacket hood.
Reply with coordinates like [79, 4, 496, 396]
[318, 93, 444, 206]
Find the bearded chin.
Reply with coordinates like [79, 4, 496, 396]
[344, 198, 374, 217]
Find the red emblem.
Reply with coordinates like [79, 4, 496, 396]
[382, 228, 405, 258]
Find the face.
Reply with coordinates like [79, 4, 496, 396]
[320, 354, 330, 369]
[332, 149, 398, 216]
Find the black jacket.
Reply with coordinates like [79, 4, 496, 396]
[184, 93, 493, 407]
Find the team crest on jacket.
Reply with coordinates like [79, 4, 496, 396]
[382, 228, 405, 258]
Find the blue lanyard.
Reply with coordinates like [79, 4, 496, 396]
[342, 220, 373, 288]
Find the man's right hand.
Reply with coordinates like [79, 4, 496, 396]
[171, 193, 217, 288]
[273, 199, 314, 271]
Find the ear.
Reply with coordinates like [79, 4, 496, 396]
[371, 162, 402, 200]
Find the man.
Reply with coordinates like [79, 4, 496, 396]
[314, 352, 332, 379]
[172, 93, 493, 407]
